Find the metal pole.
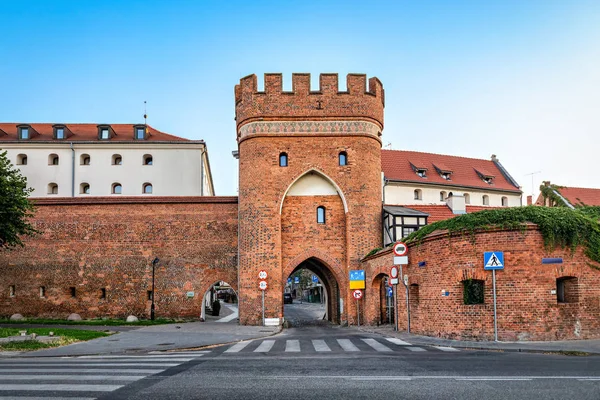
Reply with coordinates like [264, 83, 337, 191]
[393, 284, 398, 331]
[262, 290, 265, 327]
[406, 282, 410, 334]
[493, 269, 498, 341]
[356, 298, 360, 327]
[151, 262, 155, 321]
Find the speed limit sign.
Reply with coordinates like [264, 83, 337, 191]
[259, 280, 268, 290]
[258, 270, 268, 280]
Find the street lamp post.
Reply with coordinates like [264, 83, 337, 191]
[150, 257, 159, 321]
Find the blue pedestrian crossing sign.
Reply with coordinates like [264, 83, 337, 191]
[312, 275, 318, 283]
[387, 287, 393, 297]
[484, 252, 504, 270]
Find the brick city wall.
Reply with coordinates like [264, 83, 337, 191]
[0, 197, 238, 320]
[362, 225, 600, 341]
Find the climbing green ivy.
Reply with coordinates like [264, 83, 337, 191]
[538, 183, 568, 207]
[404, 206, 600, 265]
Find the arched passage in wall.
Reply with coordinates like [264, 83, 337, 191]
[371, 273, 394, 326]
[199, 280, 238, 323]
[284, 257, 341, 325]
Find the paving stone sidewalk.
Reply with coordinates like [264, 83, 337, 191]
[357, 324, 600, 354]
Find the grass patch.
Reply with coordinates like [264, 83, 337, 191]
[0, 317, 182, 326]
[0, 328, 111, 351]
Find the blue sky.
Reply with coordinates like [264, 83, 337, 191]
[1, 0, 599, 197]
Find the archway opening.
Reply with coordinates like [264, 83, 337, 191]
[284, 258, 340, 326]
[373, 273, 394, 326]
[200, 281, 238, 323]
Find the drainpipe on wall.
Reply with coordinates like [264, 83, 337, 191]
[200, 146, 206, 196]
[70, 142, 75, 197]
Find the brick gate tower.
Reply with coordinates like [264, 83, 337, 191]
[235, 73, 384, 325]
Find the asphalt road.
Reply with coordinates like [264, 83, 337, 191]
[1, 306, 599, 399]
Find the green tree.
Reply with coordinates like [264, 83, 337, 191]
[0, 150, 37, 248]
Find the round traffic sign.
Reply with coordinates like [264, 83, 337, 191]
[352, 289, 363, 299]
[258, 270, 268, 280]
[393, 242, 408, 256]
[390, 266, 399, 279]
[259, 280, 268, 290]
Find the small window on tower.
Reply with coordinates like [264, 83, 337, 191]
[339, 151, 348, 166]
[317, 206, 326, 224]
[143, 183, 153, 194]
[112, 183, 122, 194]
[279, 152, 288, 167]
[48, 154, 59, 165]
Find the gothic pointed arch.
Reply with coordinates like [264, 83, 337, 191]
[279, 168, 348, 214]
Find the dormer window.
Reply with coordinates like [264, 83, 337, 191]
[53, 124, 69, 140]
[475, 168, 495, 185]
[98, 125, 112, 140]
[433, 163, 453, 181]
[409, 162, 428, 178]
[134, 125, 146, 140]
[19, 126, 29, 140]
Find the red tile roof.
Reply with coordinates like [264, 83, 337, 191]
[390, 204, 500, 223]
[382, 150, 521, 193]
[557, 187, 600, 207]
[0, 123, 191, 142]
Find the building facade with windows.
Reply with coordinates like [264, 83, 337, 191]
[381, 150, 522, 244]
[0, 123, 214, 197]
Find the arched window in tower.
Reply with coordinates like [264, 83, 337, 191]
[317, 206, 326, 224]
[339, 151, 348, 166]
[279, 152, 288, 167]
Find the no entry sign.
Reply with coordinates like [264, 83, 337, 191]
[393, 242, 408, 256]
[352, 289, 363, 300]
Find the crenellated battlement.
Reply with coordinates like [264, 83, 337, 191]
[235, 73, 384, 132]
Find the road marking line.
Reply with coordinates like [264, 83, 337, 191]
[0, 397, 96, 400]
[433, 346, 459, 352]
[254, 340, 275, 352]
[385, 338, 412, 346]
[0, 384, 124, 392]
[337, 339, 360, 352]
[3, 369, 164, 374]
[578, 378, 600, 381]
[362, 338, 393, 352]
[312, 340, 331, 352]
[0, 363, 179, 367]
[351, 377, 412, 381]
[285, 340, 300, 352]
[149, 351, 211, 355]
[225, 341, 252, 353]
[216, 305, 239, 323]
[456, 378, 532, 381]
[76, 354, 203, 359]
[406, 347, 427, 352]
[0, 375, 145, 381]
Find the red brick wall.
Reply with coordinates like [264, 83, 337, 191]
[0, 197, 238, 319]
[362, 225, 600, 341]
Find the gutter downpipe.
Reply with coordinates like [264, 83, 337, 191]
[70, 142, 75, 197]
[200, 146, 206, 196]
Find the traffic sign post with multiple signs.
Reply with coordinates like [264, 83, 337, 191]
[349, 270, 366, 326]
[484, 251, 504, 341]
[258, 270, 268, 326]
[352, 289, 363, 326]
[392, 242, 410, 333]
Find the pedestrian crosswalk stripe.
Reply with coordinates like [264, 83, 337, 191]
[285, 340, 300, 352]
[225, 340, 252, 353]
[3, 368, 165, 374]
[312, 340, 331, 352]
[0, 375, 144, 381]
[336, 339, 360, 352]
[406, 347, 427, 352]
[362, 338, 393, 352]
[385, 338, 412, 346]
[0, 384, 123, 392]
[433, 346, 459, 352]
[69, 357, 194, 362]
[254, 340, 275, 352]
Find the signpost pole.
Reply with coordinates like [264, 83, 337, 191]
[393, 284, 398, 331]
[356, 298, 360, 327]
[262, 290, 265, 327]
[492, 269, 498, 341]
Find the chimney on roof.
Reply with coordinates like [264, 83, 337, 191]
[527, 195, 532, 206]
[491, 154, 498, 162]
